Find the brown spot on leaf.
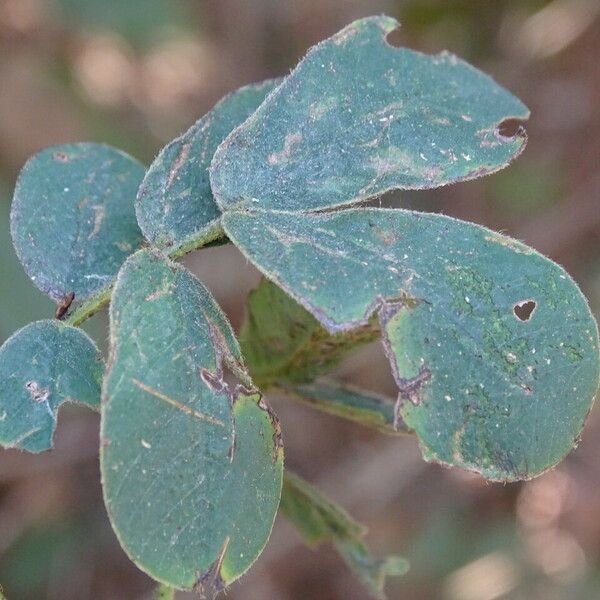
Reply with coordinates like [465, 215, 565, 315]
[194, 536, 229, 599]
[166, 140, 192, 188]
[514, 299, 537, 322]
[25, 380, 50, 403]
[55, 292, 75, 319]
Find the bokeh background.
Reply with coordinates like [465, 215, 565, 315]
[1, 1, 599, 599]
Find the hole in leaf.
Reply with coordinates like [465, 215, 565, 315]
[384, 27, 403, 48]
[497, 118, 527, 141]
[513, 299, 536, 322]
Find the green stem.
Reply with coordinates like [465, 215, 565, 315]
[166, 220, 228, 260]
[63, 223, 228, 327]
[154, 582, 175, 600]
[64, 285, 113, 327]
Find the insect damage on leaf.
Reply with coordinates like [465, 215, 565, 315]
[101, 249, 283, 591]
[0, 320, 103, 452]
[136, 78, 282, 254]
[210, 16, 529, 214]
[223, 208, 600, 481]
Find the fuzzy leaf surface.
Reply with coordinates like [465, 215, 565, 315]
[10, 143, 145, 303]
[136, 79, 281, 252]
[0, 320, 102, 452]
[211, 16, 528, 213]
[224, 208, 599, 480]
[101, 249, 283, 591]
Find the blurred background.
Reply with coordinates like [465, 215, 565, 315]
[0, 1, 599, 599]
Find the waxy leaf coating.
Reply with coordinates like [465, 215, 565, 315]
[224, 208, 600, 480]
[211, 16, 529, 213]
[101, 249, 283, 591]
[0, 320, 102, 452]
[136, 79, 281, 252]
[11, 143, 145, 302]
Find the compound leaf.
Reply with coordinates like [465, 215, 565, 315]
[210, 16, 529, 214]
[101, 249, 283, 591]
[0, 320, 103, 452]
[280, 471, 408, 600]
[136, 79, 281, 254]
[223, 208, 600, 481]
[240, 277, 378, 388]
[10, 143, 145, 303]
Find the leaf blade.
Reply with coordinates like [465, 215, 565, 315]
[10, 143, 145, 302]
[0, 320, 103, 452]
[223, 208, 600, 480]
[101, 249, 283, 590]
[136, 78, 282, 252]
[211, 16, 529, 214]
[240, 277, 378, 387]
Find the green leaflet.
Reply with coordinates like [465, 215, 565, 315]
[10, 143, 145, 303]
[279, 380, 402, 435]
[210, 16, 529, 213]
[223, 208, 600, 481]
[0, 320, 103, 452]
[240, 277, 378, 387]
[136, 79, 281, 254]
[101, 249, 283, 591]
[280, 471, 408, 600]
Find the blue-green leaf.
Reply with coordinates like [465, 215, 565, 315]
[10, 143, 145, 303]
[101, 249, 283, 591]
[211, 16, 529, 213]
[0, 320, 103, 452]
[136, 79, 281, 254]
[223, 208, 599, 481]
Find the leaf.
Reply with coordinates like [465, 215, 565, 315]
[210, 16, 529, 214]
[223, 208, 600, 481]
[10, 143, 145, 303]
[280, 471, 408, 600]
[101, 249, 283, 591]
[136, 79, 281, 254]
[279, 380, 403, 435]
[0, 320, 103, 452]
[240, 277, 378, 387]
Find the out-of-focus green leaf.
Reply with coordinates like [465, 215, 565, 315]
[279, 380, 403, 435]
[240, 278, 378, 387]
[10, 143, 144, 304]
[280, 471, 409, 600]
[210, 16, 529, 213]
[56, 0, 189, 45]
[224, 207, 599, 481]
[101, 249, 283, 592]
[0, 320, 103, 452]
[0, 188, 53, 342]
[137, 79, 281, 255]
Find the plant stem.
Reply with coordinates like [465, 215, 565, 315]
[166, 220, 228, 260]
[64, 285, 113, 327]
[154, 582, 176, 600]
[63, 223, 228, 327]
